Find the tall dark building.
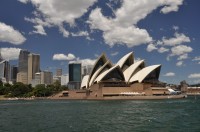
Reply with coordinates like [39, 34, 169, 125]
[69, 63, 81, 82]
[11, 65, 18, 83]
[28, 53, 40, 84]
[18, 50, 30, 73]
[0, 48, 3, 62]
[0, 60, 10, 83]
[68, 63, 81, 89]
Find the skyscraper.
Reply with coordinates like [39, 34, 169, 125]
[68, 63, 81, 89]
[17, 72, 28, 84]
[61, 74, 69, 86]
[0, 60, 10, 83]
[17, 50, 30, 84]
[82, 65, 93, 77]
[0, 48, 3, 62]
[28, 53, 40, 84]
[56, 68, 62, 76]
[41, 71, 53, 85]
[11, 65, 18, 83]
[18, 50, 30, 73]
[69, 63, 81, 82]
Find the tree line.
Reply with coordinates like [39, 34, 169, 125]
[0, 80, 68, 98]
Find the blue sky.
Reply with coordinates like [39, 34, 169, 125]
[0, 0, 200, 84]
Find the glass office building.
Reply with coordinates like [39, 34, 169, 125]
[68, 63, 81, 89]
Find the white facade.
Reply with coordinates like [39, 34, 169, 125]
[61, 74, 69, 86]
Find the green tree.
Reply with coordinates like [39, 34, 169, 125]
[33, 84, 52, 97]
[3, 83, 12, 95]
[53, 80, 61, 91]
[60, 85, 68, 91]
[0, 80, 4, 95]
[11, 82, 32, 97]
[0, 80, 3, 87]
[0, 85, 5, 95]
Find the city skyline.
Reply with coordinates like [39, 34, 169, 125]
[0, 0, 200, 84]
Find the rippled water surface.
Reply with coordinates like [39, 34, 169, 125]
[0, 97, 200, 132]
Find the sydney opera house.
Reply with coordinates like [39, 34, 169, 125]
[78, 52, 165, 98]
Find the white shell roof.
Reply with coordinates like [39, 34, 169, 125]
[0, 60, 6, 64]
[123, 60, 145, 82]
[129, 65, 161, 83]
[88, 53, 108, 82]
[116, 52, 133, 68]
[81, 75, 89, 88]
[94, 65, 121, 83]
[89, 61, 112, 87]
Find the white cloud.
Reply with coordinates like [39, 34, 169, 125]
[111, 52, 119, 56]
[172, 25, 179, 31]
[177, 54, 188, 60]
[18, 0, 29, 4]
[88, 0, 183, 47]
[160, 0, 183, 14]
[163, 72, 175, 77]
[19, 0, 183, 46]
[134, 57, 143, 62]
[71, 31, 89, 37]
[146, 43, 157, 52]
[0, 48, 21, 60]
[188, 73, 200, 79]
[53, 53, 76, 61]
[103, 26, 152, 47]
[176, 61, 183, 67]
[170, 45, 193, 56]
[59, 26, 69, 38]
[21, 0, 97, 36]
[25, 17, 51, 27]
[157, 40, 163, 45]
[162, 32, 190, 46]
[192, 56, 200, 61]
[52, 53, 95, 66]
[94, 54, 99, 58]
[158, 47, 169, 53]
[69, 58, 96, 66]
[31, 25, 47, 35]
[0, 22, 26, 45]
[198, 62, 200, 64]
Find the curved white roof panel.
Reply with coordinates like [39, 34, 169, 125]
[123, 60, 145, 82]
[89, 61, 112, 87]
[81, 75, 89, 89]
[94, 65, 124, 83]
[0, 60, 6, 64]
[116, 52, 133, 68]
[87, 53, 108, 86]
[129, 65, 161, 83]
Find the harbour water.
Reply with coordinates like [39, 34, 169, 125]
[0, 96, 200, 132]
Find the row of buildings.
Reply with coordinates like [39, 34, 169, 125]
[0, 50, 64, 86]
[0, 49, 92, 88]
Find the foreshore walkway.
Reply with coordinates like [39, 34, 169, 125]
[49, 94, 187, 100]
[0, 94, 188, 101]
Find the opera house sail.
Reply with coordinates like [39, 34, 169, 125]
[81, 52, 162, 94]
